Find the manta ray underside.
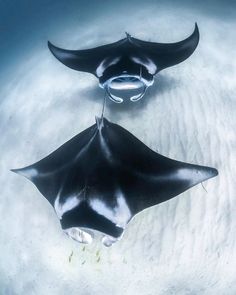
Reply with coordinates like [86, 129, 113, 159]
[12, 117, 218, 246]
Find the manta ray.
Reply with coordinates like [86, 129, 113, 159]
[12, 117, 217, 246]
[48, 24, 199, 103]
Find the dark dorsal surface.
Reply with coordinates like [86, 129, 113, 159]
[12, 116, 217, 243]
[48, 24, 199, 94]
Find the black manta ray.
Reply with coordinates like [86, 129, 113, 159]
[48, 24, 199, 103]
[12, 117, 217, 247]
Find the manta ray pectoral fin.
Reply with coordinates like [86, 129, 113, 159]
[48, 41, 100, 75]
[10, 123, 98, 205]
[122, 162, 218, 215]
[11, 165, 63, 205]
[48, 38, 126, 76]
[160, 163, 218, 207]
[157, 23, 200, 70]
[101, 119, 218, 213]
[131, 23, 199, 71]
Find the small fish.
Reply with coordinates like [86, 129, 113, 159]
[68, 251, 73, 263]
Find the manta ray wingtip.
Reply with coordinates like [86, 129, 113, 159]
[207, 167, 218, 178]
[190, 165, 218, 187]
[10, 168, 18, 174]
[202, 165, 218, 178]
[194, 22, 200, 38]
[47, 40, 55, 52]
[10, 166, 38, 179]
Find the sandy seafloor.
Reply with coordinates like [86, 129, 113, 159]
[0, 0, 235, 294]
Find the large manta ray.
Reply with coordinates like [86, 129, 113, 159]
[12, 117, 217, 247]
[48, 24, 199, 103]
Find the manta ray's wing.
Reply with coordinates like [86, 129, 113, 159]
[11, 124, 97, 205]
[101, 118, 217, 215]
[130, 23, 199, 72]
[48, 38, 126, 76]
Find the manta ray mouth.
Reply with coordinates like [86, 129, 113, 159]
[64, 227, 120, 247]
[64, 227, 94, 244]
[101, 74, 154, 103]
